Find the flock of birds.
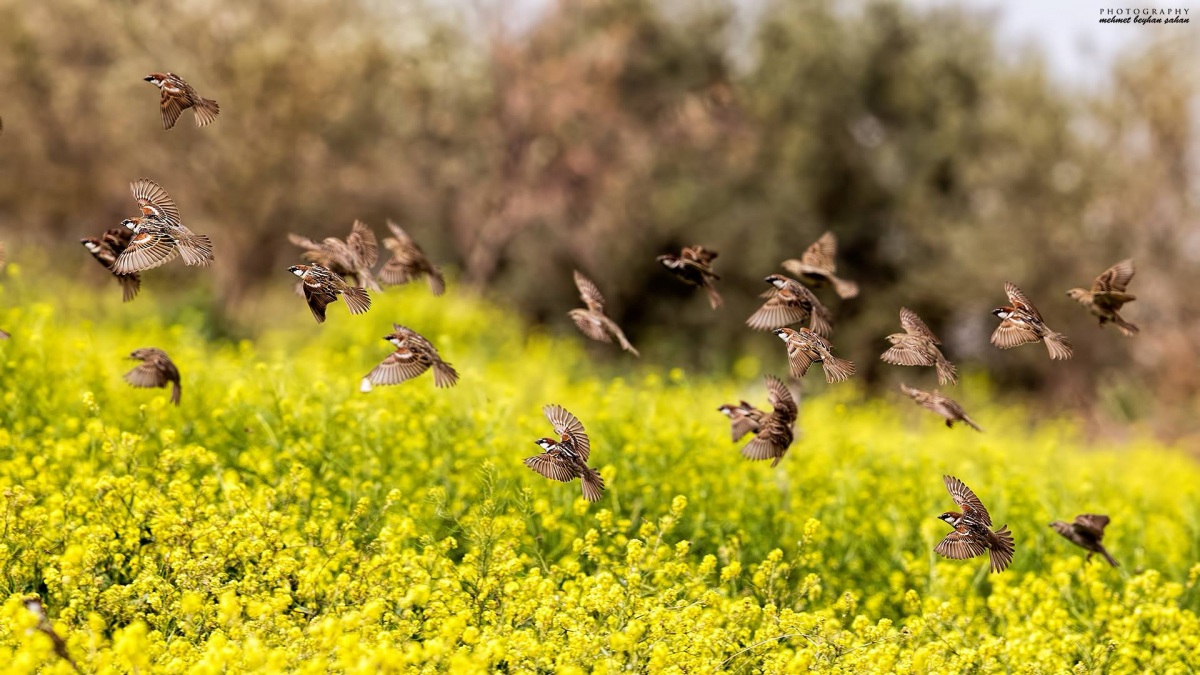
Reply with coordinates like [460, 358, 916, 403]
[1, 72, 1140, 619]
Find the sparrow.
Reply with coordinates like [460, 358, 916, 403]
[22, 596, 80, 673]
[657, 245, 723, 309]
[990, 282, 1073, 360]
[772, 326, 855, 383]
[288, 220, 381, 291]
[525, 404, 604, 502]
[1066, 259, 1139, 336]
[81, 228, 141, 302]
[288, 264, 372, 323]
[569, 270, 639, 356]
[145, 72, 219, 130]
[900, 384, 981, 431]
[379, 220, 445, 295]
[740, 375, 799, 467]
[934, 475, 1015, 573]
[111, 178, 214, 273]
[124, 347, 181, 406]
[1050, 514, 1118, 567]
[717, 401, 767, 442]
[747, 274, 833, 336]
[781, 231, 859, 299]
[881, 308, 957, 385]
[361, 324, 459, 391]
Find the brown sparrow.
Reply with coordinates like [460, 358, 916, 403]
[288, 264, 371, 323]
[288, 220, 381, 291]
[1066, 259, 1139, 336]
[991, 282, 1072, 360]
[781, 231, 859, 299]
[739, 375, 799, 467]
[881, 308, 957, 385]
[111, 179, 214, 273]
[82, 228, 141, 301]
[657, 245, 722, 309]
[717, 401, 768, 442]
[124, 348, 181, 405]
[1050, 514, 1118, 567]
[772, 327, 855, 383]
[379, 220, 445, 295]
[525, 405, 604, 502]
[900, 384, 981, 431]
[361, 324, 458, 391]
[747, 274, 832, 336]
[145, 72, 219, 130]
[935, 475, 1015, 573]
[569, 270, 638, 356]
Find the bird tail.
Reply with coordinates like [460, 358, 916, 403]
[580, 467, 605, 502]
[935, 355, 958, 386]
[342, 287, 372, 315]
[176, 233, 215, 267]
[831, 275, 859, 299]
[809, 304, 833, 337]
[170, 381, 181, 406]
[358, 269, 383, 293]
[432, 360, 459, 388]
[1112, 313, 1139, 337]
[613, 327, 640, 358]
[1043, 331, 1073, 360]
[427, 268, 446, 296]
[961, 414, 983, 433]
[118, 274, 141, 302]
[194, 97, 220, 127]
[1098, 545, 1119, 568]
[989, 525, 1015, 573]
[821, 356, 855, 384]
[705, 283, 723, 309]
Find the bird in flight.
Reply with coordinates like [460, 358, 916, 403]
[1066, 259, 1139, 336]
[990, 282, 1072, 360]
[881, 308, 956, 386]
[717, 400, 767, 442]
[361, 324, 458, 391]
[569, 270, 638, 356]
[772, 327, 855, 383]
[657, 245, 722, 309]
[738, 375, 799, 467]
[379, 220, 445, 295]
[934, 475, 1015, 573]
[145, 72, 219, 130]
[781, 231, 859, 299]
[288, 220, 381, 292]
[81, 228, 141, 302]
[124, 347, 182, 406]
[1050, 514, 1118, 567]
[524, 405, 604, 502]
[111, 179, 214, 274]
[288, 264, 371, 323]
[900, 384, 981, 431]
[747, 274, 832, 336]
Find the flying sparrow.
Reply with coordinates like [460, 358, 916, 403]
[288, 220, 381, 291]
[379, 220, 445, 295]
[881, 308, 957, 385]
[900, 383, 981, 431]
[991, 282, 1073, 360]
[1066, 259, 1139, 336]
[772, 326, 855, 383]
[1050, 514, 1118, 567]
[124, 347, 181, 406]
[145, 72, 219, 130]
[525, 404, 605, 502]
[781, 231, 859, 299]
[934, 475, 1015, 573]
[287, 264, 372, 323]
[23, 596, 80, 673]
[717, 400, 768, 442]
[361, 324, 458, 391]
[569, 270, 639, 356]
[657, 245, 723, 309]
[111, 179, 214, 273]
[740, 375, 799, 467]
[82, 228, 141, 302]
[747, 274, 833, 336]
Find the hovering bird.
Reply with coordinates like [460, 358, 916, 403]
[288, 220, 381, 291]
[1050, 515, 1118, 567]
[569, 270, 638, 356]
[739, 375, 799, 467]
[747, 274, 832, 336]
[772, 327, 855, 383]
[22, 596, 80, 673]
[990, 282, 1072, 360]
[717, 400, 767, 442]
[934, 475, 1015, 573]
[525, 404, 604, 502]
[111, 179, 214, 273]
[361, 324, 458, 391]
[900, 384, 981, 431]
[657, 245, 722, 309]
[124, 348, 181, 406]
[1067, 259, 1139, 336]
[81, 228, 141, 302]
[781, 231, 859, 299]
[288, 264, 371, 323]
[379, 220, 445, 295]
[144, 72, 219, 130]
[881, 308, 957, 385]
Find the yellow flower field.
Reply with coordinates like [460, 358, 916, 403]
[1, 265, 1198, 673]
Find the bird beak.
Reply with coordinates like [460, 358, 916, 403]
[144, 76, 155, 82]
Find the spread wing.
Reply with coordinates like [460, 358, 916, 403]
[573, 271, 606, 313]
[347, 220, 378, 267]
[543, 404, 590, 461]
[943, 475, 992, 527]
[159, 89, 189, 130]
[1004, 282, 1043, 321]
[747, 291, 811, 331]
[764, 375, 797, 420]
[112, 226, 179, 274]
[881, 339, 936, 367]
[1073, 514, 1110, 538]
[301, 283, 337, 323]
[800, 232, 838, 273]
[130, 179, 181, 226]
[571, 310, 612, 343]
[1091, 259, 1134, 294]
[934, 530, 987, 560]
[523, 453, 577, 482]
[125, 361, 169, 388]
[900, 308, 939, 343]
[741, 434, 781, 461]
[288, 233, 322, 251]
[365, 348, 432, 386]
[727, 413, 760, 442]
[990, 321, 1040, 349]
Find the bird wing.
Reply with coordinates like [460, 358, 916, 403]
[932, 395, 968, 419]
[900, 308, 939, 343]
[159, 89, 188, 130]
[544, 404, 590, 462]
[800, 231, 838, 273]
[365, 348, 432, 386]
[124, 361, 169, 388]
[523, 453, 577, 482]
[881, 339, 937, 367]
[379, 258, 418, 285]
[746, 293, 810, 331]
[785, 340, 817, 378]
[130, 179, 181, 226]
[682, 245, 718, 265]
[764, 375, 797, 420]
[347, 220, 378, 267]
[934, 530, 987, 560]
[1073, 514, 1110, 538]
[301, 283, 336, 323]
[288, 233, 322, 251]
[728, 413, 760, 442]
[112, 226, 179, 274]
[990, 321, 1040, 349]
[573, 270, 606, 314]
[1091, 259, 1134, 294]
[570, 310, 612, 343]
[943, 475, 992, 527]
[740, 433, 781, 461]
[1004, 282, 1043, 321]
